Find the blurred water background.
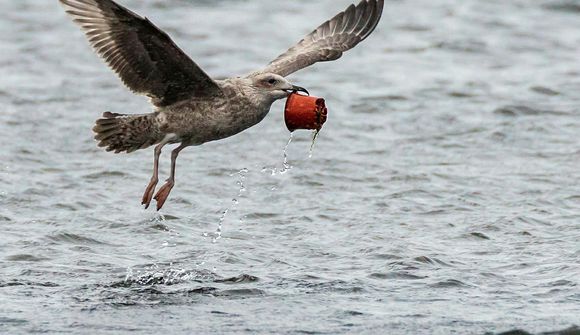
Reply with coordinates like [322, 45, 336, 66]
[0, 0, 579, 334]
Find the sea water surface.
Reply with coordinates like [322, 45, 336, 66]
[0, 0, 579, 334]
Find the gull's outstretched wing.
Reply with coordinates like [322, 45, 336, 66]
[60, 0, 222, 107]
[254, 0, 384, 78]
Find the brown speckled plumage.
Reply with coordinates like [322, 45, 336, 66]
[60, 0, 384, 210]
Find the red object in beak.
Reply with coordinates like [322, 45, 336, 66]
[284, 93, 328, 132]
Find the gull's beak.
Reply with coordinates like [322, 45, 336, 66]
[284, 85, 309, 96]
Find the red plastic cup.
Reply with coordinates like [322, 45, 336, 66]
[284, 93, 328, 132]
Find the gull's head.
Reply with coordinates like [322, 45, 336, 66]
[248, 73, 309, 101]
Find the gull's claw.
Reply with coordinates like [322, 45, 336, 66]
[154, 180, 175, 211]
[142, 177, 158, 209]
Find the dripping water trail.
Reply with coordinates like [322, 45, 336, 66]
[308, 130, 321, 159]
[262, 132, 294, 175]
[210, 168, 248, 243]
[281, 132, 294, 174]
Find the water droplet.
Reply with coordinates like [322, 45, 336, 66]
[210, 168, 248, 243]
[280, 133, 294, 174]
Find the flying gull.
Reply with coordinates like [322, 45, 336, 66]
[59, 0, 384, 210]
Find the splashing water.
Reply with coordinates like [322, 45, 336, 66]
[204, 168, 248, 243]
[124, 263, 215, 286]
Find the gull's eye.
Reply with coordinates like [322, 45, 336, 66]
[268, 78, 277, 85]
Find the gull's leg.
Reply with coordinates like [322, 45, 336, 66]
[142, 141, 169, 209]
[154, 143, 187, 211]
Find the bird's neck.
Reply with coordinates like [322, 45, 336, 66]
[219, 78, 276, 123]
[225, 78, 277, 108]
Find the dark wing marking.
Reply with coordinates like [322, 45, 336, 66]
[60, 0, 222, 106]
[254, 0, 384, 77]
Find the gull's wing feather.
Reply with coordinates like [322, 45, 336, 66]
[60, 0, 222, 107]
[255, 0, 384, 77]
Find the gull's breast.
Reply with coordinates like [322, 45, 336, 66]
[158, 97, 270, 144]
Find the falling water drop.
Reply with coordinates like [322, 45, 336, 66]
[260, 133, 295, 175]
[280, 132, 294, 174]
[211, 168, 248, 243]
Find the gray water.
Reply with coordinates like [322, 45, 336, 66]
[1, 0, 579, 334]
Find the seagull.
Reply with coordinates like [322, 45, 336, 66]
[59, 0, 384, 210]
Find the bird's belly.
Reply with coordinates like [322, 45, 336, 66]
[203, 106, 270, 142]
[158, 104, 270, 144]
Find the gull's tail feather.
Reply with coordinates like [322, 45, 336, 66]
[93, 112, 163, 153]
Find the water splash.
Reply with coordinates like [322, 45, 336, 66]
[124, 264, 215, 286]
[204, 168, 248, 243]
[124, 267, 134, 283]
